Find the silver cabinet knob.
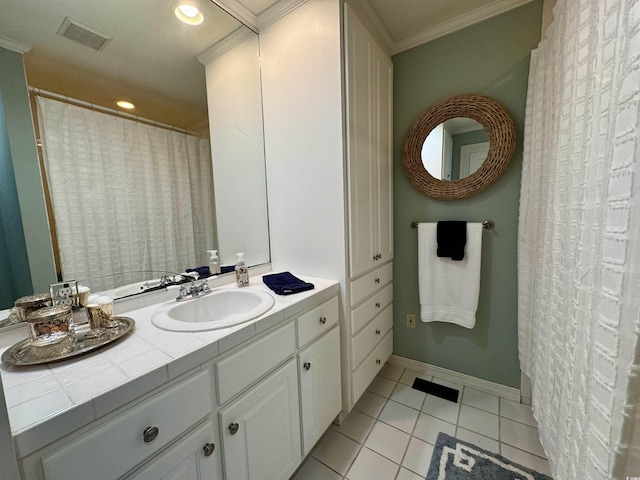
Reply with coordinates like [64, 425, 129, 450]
[143, 426, 159, 443]
[375, 329, 381, 335]
[319, 316, 327, 325]
[203, 443, 215, 457]
[304, 362, 311, 371]
[229, 423, 239, 435]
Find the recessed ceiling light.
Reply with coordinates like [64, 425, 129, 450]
[116, 101, 135, 110]
[174, 4, 204, 25]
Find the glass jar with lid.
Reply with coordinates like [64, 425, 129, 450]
[25, 305, 73, 341]
[14, 293, 53, 322]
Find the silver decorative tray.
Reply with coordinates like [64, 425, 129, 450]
[1, 316, 135, 366]
[0, 309, 21, 329]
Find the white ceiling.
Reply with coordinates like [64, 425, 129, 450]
[0, 0, 535, 129]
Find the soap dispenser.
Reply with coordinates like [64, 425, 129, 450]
[235, 252, 249, 287]
[207, 250, 221, 275]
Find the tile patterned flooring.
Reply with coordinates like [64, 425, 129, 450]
[292, 363, 553, 480]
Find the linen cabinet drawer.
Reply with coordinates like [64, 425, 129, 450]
[216, 321, 295, 405]
[350, 263, 392, 307]
[297, 296, 339, 347]
[350, 283, 393, 334]
[351, 303, 392, 369]
[42, 371, 212, 480]
[352, 330, 393, 403]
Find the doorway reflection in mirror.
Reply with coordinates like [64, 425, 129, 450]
[421, 117, 489, 181]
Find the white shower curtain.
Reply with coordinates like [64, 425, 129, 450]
[37, 96, 217, 292]
[518, 0, 640, 478]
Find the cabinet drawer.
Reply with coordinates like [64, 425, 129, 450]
[352, 330, 393, 404]
[216, 321, 295, 405]
[43, 371, 212, 480]
[350, 263, 392, 307]
[297, 296, 339, 347]
[351, 303, 392, 369]
[350, 283, 393, 334]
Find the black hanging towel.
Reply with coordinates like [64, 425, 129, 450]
[436, 221, 467, 261]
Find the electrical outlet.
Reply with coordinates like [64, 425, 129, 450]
[49, 280, 77, 307]
[406, 313, 416, 328]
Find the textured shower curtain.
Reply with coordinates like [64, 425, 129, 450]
[37, 96, 217, 292]
[518, 0, 640, 478]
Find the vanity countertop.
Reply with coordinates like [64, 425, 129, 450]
[0, 274, 339, 459]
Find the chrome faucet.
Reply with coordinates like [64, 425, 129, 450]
[176, 279, 211, 302]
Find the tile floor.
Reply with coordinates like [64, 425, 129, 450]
[292, 363, 552, 480]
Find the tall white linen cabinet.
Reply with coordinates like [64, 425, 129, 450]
[262, 0, 394, 417]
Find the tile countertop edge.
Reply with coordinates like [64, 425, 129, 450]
[4, 274, 339, 458]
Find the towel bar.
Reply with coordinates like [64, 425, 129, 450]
[410, 220, 495, 230]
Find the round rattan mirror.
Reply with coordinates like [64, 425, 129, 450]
[402, 94, 516, 200]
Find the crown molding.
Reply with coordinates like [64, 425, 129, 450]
[211, 0, 259, 32]
[0, 35, 31, 54]
[392, 0, 535, 54]
[345, 0, 394, 56]
[197, 26, 255, 64]
[256, 0, 310, 30]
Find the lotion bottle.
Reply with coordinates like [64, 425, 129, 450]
[207, 250, 221, 275]
[235, 252, 249, 287]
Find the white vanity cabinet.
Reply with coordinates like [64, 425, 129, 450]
[127, 421, 219, 480]
[22, 370, 221, 480]
[296, 296, 341, 455]
[17, 289, 341, 480]
[216, 294, 341, 478]
[219, 360, 301, 480]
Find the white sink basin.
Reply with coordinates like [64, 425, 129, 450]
[151, 289, 275, 332]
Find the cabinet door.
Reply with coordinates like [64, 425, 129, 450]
[128, 421, 220, 480]
[345, 3, 376, 278]
[373, 42, 394, 265]
[298, 326, 341, 455]
[219, 359, 301, 480]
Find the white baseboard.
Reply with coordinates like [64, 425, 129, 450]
[387, 354, 521, 402]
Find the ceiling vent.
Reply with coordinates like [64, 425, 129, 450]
[56, 17, 112, 51]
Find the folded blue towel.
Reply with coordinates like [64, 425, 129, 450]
[186, 266, 211, 277]
[263, 272, 315, 295]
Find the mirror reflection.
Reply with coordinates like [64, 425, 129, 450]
[0, 0, 269, 315]
[421, 117, 489, 181]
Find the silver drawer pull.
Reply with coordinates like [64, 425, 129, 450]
[375, 329, 381, 335]
[304, 362, 311, 371]
[375, 278, 380, 284]
[319, 316, 327, 325]
[143, 426, 159, 443]
[229, 423, 239, 435]
[376, 358, 381, 365]
[203, 443, 215, 457]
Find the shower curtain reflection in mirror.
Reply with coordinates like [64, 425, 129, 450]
[36, 95, 217, 292]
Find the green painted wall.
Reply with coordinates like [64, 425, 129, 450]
[0, 91, 33, 307]
[392, 1, 543, 388]
[0, 47, 56, 295]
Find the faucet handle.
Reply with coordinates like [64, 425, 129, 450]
[176, 284, 189, 302]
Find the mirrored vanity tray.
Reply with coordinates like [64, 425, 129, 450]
[1, 316, 135, 366]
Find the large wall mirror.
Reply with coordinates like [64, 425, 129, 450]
[403, 94, 516, 200]
[0, 0, 269, 315]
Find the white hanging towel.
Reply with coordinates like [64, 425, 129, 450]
[418, 222, 482, 328]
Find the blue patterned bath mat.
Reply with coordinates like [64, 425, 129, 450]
[427, 433, 553, 480]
